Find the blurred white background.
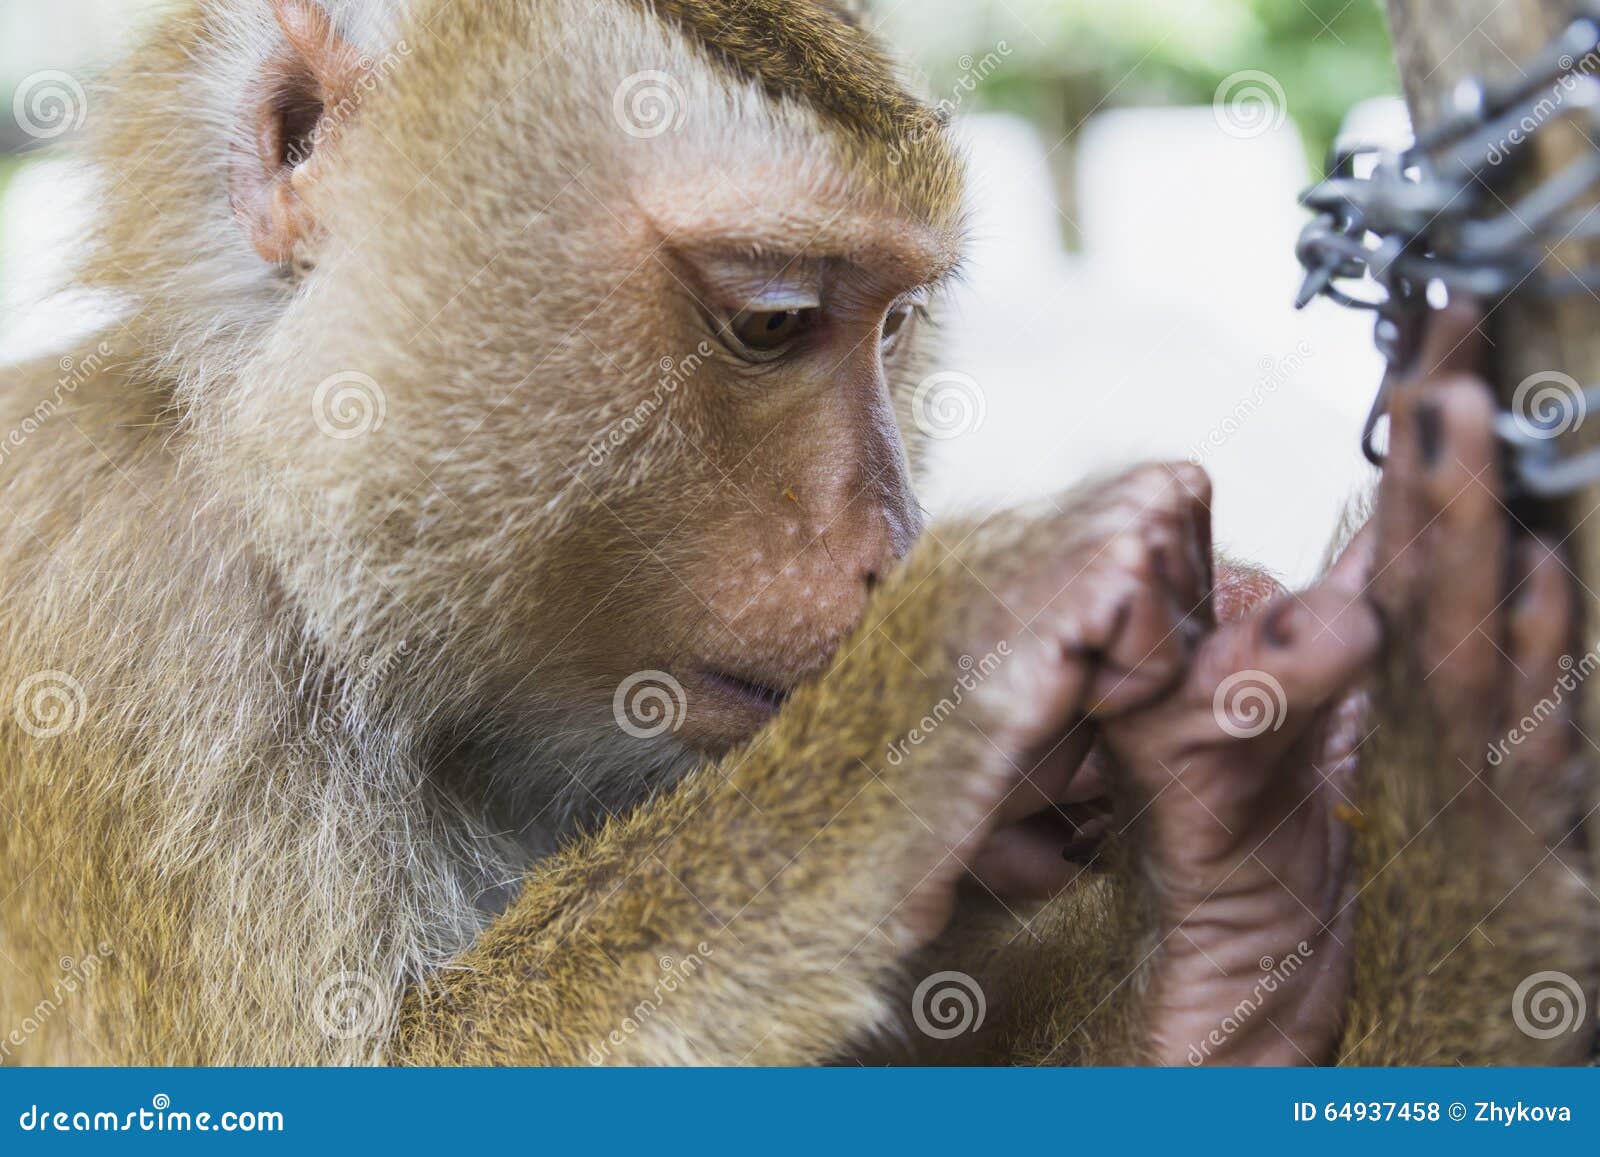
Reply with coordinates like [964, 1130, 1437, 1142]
[0, 0, 1398, 584]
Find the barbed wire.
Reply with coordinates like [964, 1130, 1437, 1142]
[1295, 9, 1600, 497]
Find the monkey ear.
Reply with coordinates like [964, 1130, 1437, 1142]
[230, 0, 370, 266]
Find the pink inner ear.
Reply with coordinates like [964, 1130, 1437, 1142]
[228, 1, 371, 266]
[274, 85, 326, 171]
[229, 54, 323, 266]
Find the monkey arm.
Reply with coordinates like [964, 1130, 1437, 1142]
[1337, 592, 1598, 1064]
[392, 532, 1026, 1065]
[893, 876, 1153, 1065]
[1338, 615, 1600, 1066]
[393, 724, 953, 1066]
[395, 782, 1165, 1066]
[1335, 687, 1599, 1065]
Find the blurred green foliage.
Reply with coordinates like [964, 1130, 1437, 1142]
[912, 0, 1397, 168]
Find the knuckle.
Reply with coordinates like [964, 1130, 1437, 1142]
[1164, 461, 1212, 507]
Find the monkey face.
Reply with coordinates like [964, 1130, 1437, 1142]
[187, 0, 965, 811]
[593, 243, 945, 755]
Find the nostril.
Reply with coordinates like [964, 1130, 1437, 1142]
[863, 569, 880, 592]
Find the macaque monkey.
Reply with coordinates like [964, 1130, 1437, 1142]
[0, 0, 1589, 1066]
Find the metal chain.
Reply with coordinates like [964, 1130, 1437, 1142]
[1295, 9, 1600, 497]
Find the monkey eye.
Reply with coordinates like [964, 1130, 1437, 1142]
[880, 303, 917, 354]
[725, 307, 819, 356]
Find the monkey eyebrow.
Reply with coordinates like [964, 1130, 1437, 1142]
[662, 238, 962, 318]
[640, 193, 965, 287]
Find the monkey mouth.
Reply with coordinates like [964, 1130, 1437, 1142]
[670, 664, 806, 755]
[691, 667, 791, 716]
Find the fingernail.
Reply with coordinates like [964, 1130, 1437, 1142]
[1417, 402, 1442, 467]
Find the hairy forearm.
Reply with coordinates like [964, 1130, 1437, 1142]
[394, 571, 988, 1066]
[898, 875, 1156, 1066]
[1338, 680, 1600, 1065]
[395, 742, 925, 1064]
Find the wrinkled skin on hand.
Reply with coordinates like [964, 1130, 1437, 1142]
[959, 511, 1384, 1064]
[1099, 545, 1379, 1065]
[1341, 303, 1597, 1066]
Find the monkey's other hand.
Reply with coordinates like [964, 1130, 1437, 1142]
[1095, 536, 1381, 1066]
[864, 461, 1212, 940]
[1346, 302, 1600, 1064]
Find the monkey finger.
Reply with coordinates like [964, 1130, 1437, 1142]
[1370, 302, 1488, 619]
[1159, 465, 1218, 630]
[1322, 522, 1377, 598]
[1499, 536, 1577, 779]
[968, 821, 1090, 900]
[1412, 376, 1508, 715]
[994, 725, 1099, 826]
[1081, 557, 1201, 718]
[1372, 373, 1429, 619]
[1201, 586, 1382, 763]
[1399, 299, 1487, 386]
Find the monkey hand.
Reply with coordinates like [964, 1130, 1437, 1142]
[855, 461, 1215, 944]
[1338, 303, 1600, 1064]
[1093, 542, 1380, 1065]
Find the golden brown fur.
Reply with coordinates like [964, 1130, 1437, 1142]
[0, 0, 1045, 1066]
[2, 0, 1588, 1068]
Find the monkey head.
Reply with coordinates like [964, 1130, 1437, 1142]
[88, 0, 967, 821]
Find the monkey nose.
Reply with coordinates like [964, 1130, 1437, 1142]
[829, 510, 903, 598]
